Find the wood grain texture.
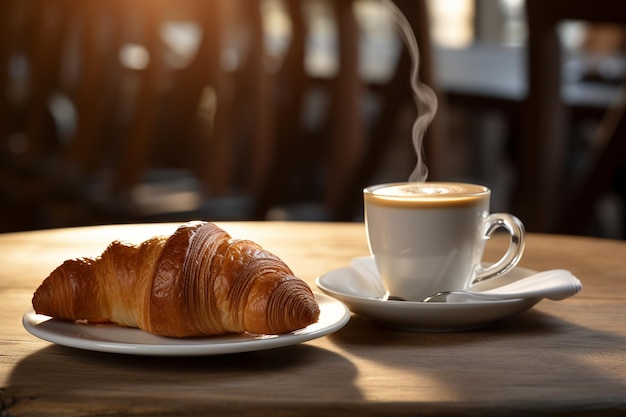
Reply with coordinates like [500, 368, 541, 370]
[1, 222, 625, 416]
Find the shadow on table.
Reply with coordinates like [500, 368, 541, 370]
[328, 308, 626, 414]
[4, 342, 361, 415]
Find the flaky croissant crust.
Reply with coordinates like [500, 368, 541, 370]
[33, 221, 320, 337]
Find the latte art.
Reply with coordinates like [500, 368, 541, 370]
[365, 182, 489, 208]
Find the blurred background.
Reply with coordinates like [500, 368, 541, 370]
[1, 0, 624, 238]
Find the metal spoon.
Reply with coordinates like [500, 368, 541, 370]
[422, 291, 512, 303]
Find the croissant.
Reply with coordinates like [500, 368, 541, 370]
[32, 221, 320, 337]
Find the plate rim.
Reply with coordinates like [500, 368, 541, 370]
[316, 263, 539, 308]
[315, 263, 541, 331]
[23, 292, 350, 356]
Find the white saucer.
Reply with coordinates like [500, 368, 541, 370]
[315, 260, 541, 332]
[23, 293, 350, 356]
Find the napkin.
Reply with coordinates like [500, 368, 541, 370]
[350, 256, 582, 302]
[446, 269, 583, 302]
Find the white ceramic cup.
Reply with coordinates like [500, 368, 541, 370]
[364, 182, 525, 301]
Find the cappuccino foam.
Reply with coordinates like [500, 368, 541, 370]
[364, 182, 489, 208]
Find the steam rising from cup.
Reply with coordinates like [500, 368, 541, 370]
[382, 0, 438, 183]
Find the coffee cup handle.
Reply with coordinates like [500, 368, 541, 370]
[473, 213, 526, 284]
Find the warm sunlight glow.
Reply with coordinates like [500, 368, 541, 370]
[160, 22, 202, 69]
[427, 0, 475, 48]
[118, 43, 150, 70]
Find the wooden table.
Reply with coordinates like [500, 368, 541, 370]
[1, 222, 625, 416]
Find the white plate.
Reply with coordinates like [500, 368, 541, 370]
[315, 261, 541, 332]
[23, 293, 349, 356]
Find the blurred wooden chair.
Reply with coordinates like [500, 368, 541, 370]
[0, 0, 248, 229]
[256, 0, 366, 221]
[258, 0, 437, 221]
[0, 0, 87, 230]
[0, 0, 436, 230]
[517, 0, 626, 235]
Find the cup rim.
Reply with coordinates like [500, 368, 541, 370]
[363, 182, 490, 198]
